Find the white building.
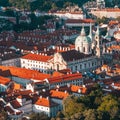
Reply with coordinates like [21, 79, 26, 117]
[91, 8, 120, 18]
[33, 97, 60, 117]
[21, 53, 53, 73]
[48, 11, 86, 20]
[44, 72, 83, 89]
[20, 25, 107, 74]
[49, 25, 104, 73]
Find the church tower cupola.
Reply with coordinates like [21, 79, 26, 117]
[75, 25, 92, 55]
[80, 26, 86, 36]
[88, 23, 93, 40]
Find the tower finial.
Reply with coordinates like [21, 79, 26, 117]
[80, 24, 86, 36]
[96, 25, 100, 35]
[89, 23, 92, 40]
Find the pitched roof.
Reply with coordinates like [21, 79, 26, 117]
[22, 53, 53, 62]
[47, 72, 82, 84]
[70, 85, 87, 94]
[0, 76, 11, 85]
[50, 90, 69, 99]
[55, 85, 87, 94]
[0, 66, 50, 80]
[60, 50, 92, 62]
[34, 97, 58, 107]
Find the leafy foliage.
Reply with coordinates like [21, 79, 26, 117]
[57, 86, 120, 120]
[29, 112, 49, 120]
[63, 96, 86, 117]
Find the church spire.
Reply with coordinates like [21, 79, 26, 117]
[80, 25, 86, 36]
[96, 25, 100, 35]
[89, 23, 92, 40]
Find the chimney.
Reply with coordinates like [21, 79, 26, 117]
[46, 96, 49, 100]
[40, 95, 42, 99]
[64, 90, 67, 94]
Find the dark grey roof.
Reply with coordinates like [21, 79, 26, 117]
[60, 50, 92, 62]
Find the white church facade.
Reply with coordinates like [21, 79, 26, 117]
[49, 25, 104, 73]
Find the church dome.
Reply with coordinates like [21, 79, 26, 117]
[75, 26, 91, 46]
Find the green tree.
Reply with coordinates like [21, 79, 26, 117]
[63, 96, 86, 118]
[29, 112, 49, 120]
[98, 94, 119, 119]
[84, 109, 97, 120]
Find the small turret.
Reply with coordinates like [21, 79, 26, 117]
[88, 23, 93, 40]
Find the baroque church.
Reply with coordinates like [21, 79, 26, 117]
[50, 25, 104, 73]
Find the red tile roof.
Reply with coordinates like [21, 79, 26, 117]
[93, 8, 120, 12]
[0, 76, 11, 85]
[70, 85, 87, 94]
[54, 85, 87, 94]
[22, 53, 53, 62]
[35, 97, 58, 107]
[66, 19, 95, 24]
[0, 66, 50, 80]
[50, 90, 69, 99]
[47, 72, 82, 84]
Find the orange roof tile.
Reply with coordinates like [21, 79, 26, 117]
[70, 85, 87, 94]
[0, 76, 11, 85]
[13, 83, 22, 90]
[50, 90, 69, 99]
[35, 97, 58, 107]
[66, 19, 95, 24]
[22, 53, 53, 62]
[93, 8, 120, 12]
[0, 66, 50, 80]
[48, 72, 82, 84]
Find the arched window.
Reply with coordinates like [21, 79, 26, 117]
[83, 47, 85, 52]
[80, 64, 82, 69]
[57, 64, 59, 71]
[75, 66, 77, 71]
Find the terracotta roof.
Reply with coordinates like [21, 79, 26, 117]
[50, 90, 69, 99]
[0, 66, 50, 80]
[109, 20, 119, 26]
[13, 83, 22, 90]
[47, 72, 82, 84]
[0, 76, 11, 85]
[66, 19, 95, 24]
[93, 8, 120, 12]
[114, 83, 120, 88]
[70, 85, 87, 94]
[22, 53, 53, 62]
[35, 97, 58, 107]
[56, 85, 87, 94]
